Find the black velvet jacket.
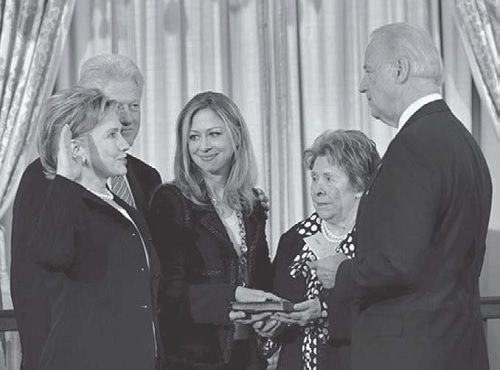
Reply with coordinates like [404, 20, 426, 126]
[148, 183, 272, 369]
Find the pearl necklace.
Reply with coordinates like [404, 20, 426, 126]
[86, 187, 114, 201]
[321, 220, 348, 244]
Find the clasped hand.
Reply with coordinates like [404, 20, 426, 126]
[252, 298, 322, 338]
[307, 253, 347, 289]
[229, 287, 279, 324]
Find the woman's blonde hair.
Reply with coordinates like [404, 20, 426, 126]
[37, 87, 115, 178]
[174, 91, 258, 212]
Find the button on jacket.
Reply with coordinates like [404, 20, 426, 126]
[30, 175, 160, 370]
[11, 156, 161, 370]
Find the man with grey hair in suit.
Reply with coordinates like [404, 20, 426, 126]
[310, 23, 492, 370]
[11, 54, 162, 370]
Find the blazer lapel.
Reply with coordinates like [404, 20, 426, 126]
[356, 100, 450, 243]
[199, 203, 261, 257]
[357, 159, 383, 217]
[399, 99, 449, 133]
[199, 207, 236, 257]
[118, 197, 151, 237]
[81, 189, 114, 209]
[125, 156, 146, 213]
[243, 209, 261, 255]
[362, 100, 448, 199]
[82, 191, 151, 245]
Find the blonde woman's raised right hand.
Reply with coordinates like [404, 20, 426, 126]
[56, 124, 83, 181]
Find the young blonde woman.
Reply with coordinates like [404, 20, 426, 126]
[149, 91, 274, 369]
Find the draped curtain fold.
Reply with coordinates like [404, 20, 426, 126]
[0, 0, 75, 368]
[455, 0, 500, 136]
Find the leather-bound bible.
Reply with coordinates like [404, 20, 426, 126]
[230, 300, 295, 313]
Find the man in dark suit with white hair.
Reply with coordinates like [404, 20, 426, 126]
[311, 23, 492, 370]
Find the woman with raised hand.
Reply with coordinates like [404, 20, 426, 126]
[30, 87, 160, 370]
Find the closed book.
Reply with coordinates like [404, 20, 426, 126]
[230, 300, 294, 313]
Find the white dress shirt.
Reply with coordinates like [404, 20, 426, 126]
[396, 93, 442, 135]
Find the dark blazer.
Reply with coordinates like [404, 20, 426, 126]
[272, 218, 351, 370]
[332, 100, 492, 370]
[148, 183, 272, 369]
[27, 175, 158, 370]
[125, 154, 162, 214]
[10, 155, 161, 370]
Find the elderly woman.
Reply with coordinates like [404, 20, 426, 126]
[28, 87, 160, 370]
[148, 91, 274, 369]
[257, 130, 380, 370]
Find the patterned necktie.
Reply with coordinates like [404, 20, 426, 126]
[110, 175, 136, 208]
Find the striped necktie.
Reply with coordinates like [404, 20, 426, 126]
[110, 175, 136, 208]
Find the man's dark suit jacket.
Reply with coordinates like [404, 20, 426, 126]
[148, 183, 272, 369]
[332, 100, 492, 370]
[10, 155, 161, 370]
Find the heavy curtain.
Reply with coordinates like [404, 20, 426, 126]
[455, 0, 499, 136]
[0, 1, 75, 368]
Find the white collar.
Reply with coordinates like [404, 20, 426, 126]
[396, 93, 442, 134]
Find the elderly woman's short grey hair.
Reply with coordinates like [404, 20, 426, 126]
[37, 87, 115, 178]
[304, 130, 380, 192]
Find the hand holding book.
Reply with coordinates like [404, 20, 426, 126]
[230, 287, 285, 323]
[271, 298, 321, 326]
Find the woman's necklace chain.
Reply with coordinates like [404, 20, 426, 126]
[208, 191, 249, 287]
[208, 194, 231, 218]
[321, 220, 348, 243]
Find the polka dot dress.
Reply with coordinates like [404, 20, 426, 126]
[290, 213, 356, 370]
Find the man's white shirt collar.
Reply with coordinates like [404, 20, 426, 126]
[396, 93, 442, 135]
